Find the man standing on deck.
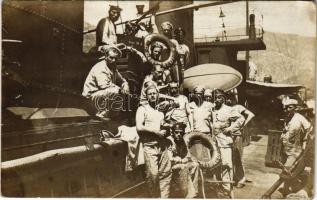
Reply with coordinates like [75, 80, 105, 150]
[165, 82, 194, 134]
[160, 21, 178, 47]
[134, 4, 159, 38]
[160, 22, 180, 84]
[188, 86, 213, 136]
[211, 89, 245, 198]
[226, 92, 255, 188]
[136, 84, 172, 198]
[204, 89, 214, 103]
[174, 27, 190, 84]
[277, 98, 312, 197]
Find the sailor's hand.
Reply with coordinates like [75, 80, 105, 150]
[171, 142, 177, 154]
[121, 83, 130, 94]
[156, 130, 167, 138]
[107, 86, 120, 94]
[156, 100, 170, 111]
[172, 156, 182, 164]
[223, 127, 232, 135]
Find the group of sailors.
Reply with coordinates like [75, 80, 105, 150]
[95, 4, 189, 85]
[82, 4, 313, 199]
[137, 82, 257, 198]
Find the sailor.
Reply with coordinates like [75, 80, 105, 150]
[165, 82, 194, 133]
[160, 21, 180, 85]
[272, 98, 312, 198]
[135, 4, 159, 38]
[204, 89, 214, 103]
[226, 91, 255, 188]
[169, 122, 199, 198]
[138, 44, 175, 105]
[211, 89, 245, 198]
[151, 42, 164, 61]
[174, 27, 190, 84]
[160, 21, 178, 47]
[281, 98, 312, 168]
[143, 64, 171, 91]
[145, 42, 172, 83]
[82, 46, 129, 118]
[96, 5, 122, 46]
[188, 86, 213, 135]
[135, 84, 172, 198]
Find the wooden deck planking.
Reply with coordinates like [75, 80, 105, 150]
[234, 134, 281, 198]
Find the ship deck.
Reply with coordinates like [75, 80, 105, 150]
[234, 134, 281, 198]
[120, 134, 282, 198]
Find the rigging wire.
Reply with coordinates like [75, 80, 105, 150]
[116, 0, 125, 33]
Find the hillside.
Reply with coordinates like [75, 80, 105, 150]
[249, 31, 315, 98]
[83, 22, 97, 53]
[196, 29, 315, 98]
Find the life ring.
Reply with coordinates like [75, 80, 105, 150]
[185, 132, 221, 170]
[144, 33, 176, 69]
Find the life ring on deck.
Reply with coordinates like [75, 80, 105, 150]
[185, 132, 221, 170]
[144, 34, 176, 69]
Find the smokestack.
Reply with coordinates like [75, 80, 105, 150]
[249, 14, 256, 39]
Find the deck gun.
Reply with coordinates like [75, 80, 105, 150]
[124, 2, 160, 36]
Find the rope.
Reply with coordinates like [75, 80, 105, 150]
[199, 168, 206, 199]
[111, 181, 146, 198]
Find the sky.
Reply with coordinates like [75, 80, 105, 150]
[84, 1, 316, 38]
[194, 1, 316, 38]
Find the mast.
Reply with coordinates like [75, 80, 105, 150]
[246, 0, 250, 80]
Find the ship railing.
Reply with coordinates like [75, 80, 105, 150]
[194, 25, 264, 43]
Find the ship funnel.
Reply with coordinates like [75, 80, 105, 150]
[249, 14, 256, 39]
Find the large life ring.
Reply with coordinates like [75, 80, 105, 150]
[144, 33, 176, 69]
[185, 132, 221, 170]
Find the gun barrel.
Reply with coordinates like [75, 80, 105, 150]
[115, 1, 237, 26]
[261, 178, 284, 199]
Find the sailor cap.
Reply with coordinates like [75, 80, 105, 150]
[100, 45, 122, 57]
[282, 98, 298, 106]
[109, 5, 122, 12]
[161, 21, 174, 30]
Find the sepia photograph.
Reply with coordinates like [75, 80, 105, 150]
[1, 0, 316, 198]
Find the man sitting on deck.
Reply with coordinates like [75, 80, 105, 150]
[82, 46, 129, 119]
[169, 122, 199, 198]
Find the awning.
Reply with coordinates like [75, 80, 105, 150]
[245, 80, 304, 97]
